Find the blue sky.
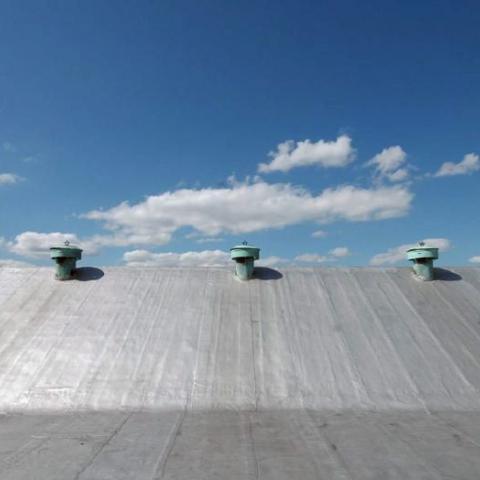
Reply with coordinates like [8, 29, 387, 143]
[1, 0, 479, 268]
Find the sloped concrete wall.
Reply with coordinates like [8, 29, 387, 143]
[1, 266, 480, 412]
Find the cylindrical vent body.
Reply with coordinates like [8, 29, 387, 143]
[406, 245, 438, 282]
[234, 257, 255, 281]
[230, 243, 260, 281]
[412, 259, 434, 281]
[50, 245, 82, 281]
[55, 257, 77, 280]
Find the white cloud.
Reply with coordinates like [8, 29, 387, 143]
[7, 178, 413, 259]
[257, 256, 288, 267]
[7, 232, 81, 258]
[195, 237, 224, 244]
[6, 231, 105, 258]
[83, 179, 412, 249]
[312, 229, 327, 238]
[295, 253, 329, 263]
[469, 256, 480, 264]
[387, 168, 409, 182]
[368, 146, 406, 174]
[0, 173, 22, 185]
[370, 238, 451, 266]
[5, 230, 149, 258]
[0, 258, 33, 268]
[124, 249, 289, 268]
[435, 153, 479, 177]
[366, 146, 409, 182]
[123, 249, 230, 267]
[258, 135, 355, 173]
[295, 246, 350, 264]
[329, 247, 350, 257]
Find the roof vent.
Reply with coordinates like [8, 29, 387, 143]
[230, 241, 260, 281]
[50, 241, 83, 281]
[406, 241, 439, 281]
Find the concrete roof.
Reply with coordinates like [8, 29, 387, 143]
[1, 265, 480, 478]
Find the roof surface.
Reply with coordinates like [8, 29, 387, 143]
[1, 265, 480, 478]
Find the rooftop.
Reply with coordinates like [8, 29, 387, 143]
[1, 265, 480, 478]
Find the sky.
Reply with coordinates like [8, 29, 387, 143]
[1, 0, 479, 268]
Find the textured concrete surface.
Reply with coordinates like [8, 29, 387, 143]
[1, 265, 480, 478]
[3, 410, 480, 479]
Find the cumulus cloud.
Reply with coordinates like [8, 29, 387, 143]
[83, 179, 412, 249]
[0, 173, 22, 185]
[296, 246, 350, 264]
[329, 247, 350, 257]
[387, 168, 409, 182]
[312, 229, 327, 238]
[295, 253, 329, 263]
[194, 237, 224, 244]
[366, 146, 409, 182]
[258, 135, 355, 173]
[469, 256, 480, 264]
[370, 238, 451, 266]
[5, 230, 153, 258]
[123, 249, 230, 267]
[7, 232, 82, 258]
[257, 256, 289, 267]
[123, 249, 290, 268]
[0, 258, 33, 268]
[5, 231, 113, 258]
[7, 176, 413, 259]
[8, 177, 412, 258]
[435, 153, 479, 177]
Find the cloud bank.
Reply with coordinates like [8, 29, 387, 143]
[7, 232, 83, 258]
[295, 246, 350, 264]
[0, 259, 33, 267]
[123, 249, 229, 267]
[5, 231, 120, 258]
[123, 250, 288, 268]
[83, 179, 412, 249]
[6, 178, 412, 258]
[295, 253, 329, 263]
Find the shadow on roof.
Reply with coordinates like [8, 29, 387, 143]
[75, 267, 105, 281]
[434, 268, 462, 281]
[253, 267, 283, 280]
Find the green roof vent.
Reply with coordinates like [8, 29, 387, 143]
[406, 241, 439, 281]
[50, 241, 83, 281]
[230, 241, 260, 281]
